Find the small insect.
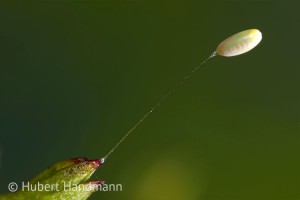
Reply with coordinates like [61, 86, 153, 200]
[101, 29, 263, 163]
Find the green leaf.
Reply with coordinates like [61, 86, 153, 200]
[0, 157, 104, 200]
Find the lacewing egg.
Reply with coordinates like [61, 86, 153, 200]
[216, 29, 262, 57]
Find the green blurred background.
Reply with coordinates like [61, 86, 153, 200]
[0, 1, 299, 200]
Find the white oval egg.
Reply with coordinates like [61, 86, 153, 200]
[216, 29, 262, 57]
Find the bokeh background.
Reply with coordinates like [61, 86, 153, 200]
[0, 1, 299, 200]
